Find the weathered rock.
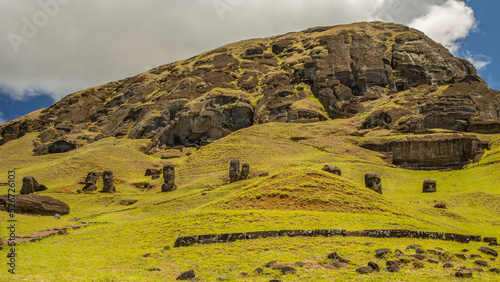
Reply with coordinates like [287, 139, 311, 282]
[174, 236, 197, 248]
[356, 266, 373, 274]
[82, 172, 98, 192]
[479, 246, 498, 257]
[271, 264, 296, 275]
[322, 165, 341, 176]
[119, 199, 138, 205]
[240, 163, 250, 180]
[197, 234, 218, 244]
[406, 244, 422, 250]
[365, 174, 382, 194]
[246, 231, 279, 240]
[145, 168, 160, 176]
[434, 203, 447, 209]
[455, 253, 468, 260]
[443, 263, 454, 268]
[0, 194, 70, 215]
[216, 233, 246, 243]
[229, 159, 240, 183]
[368, 261, 380, 272]
[484, 237, 498, 244]
[455, 271, 473, 278]
[375, 248, 391, 257]
[176, 270, 195, 280]
[101, 171, 116, 193]
[423, 179, 437, 193]
[279, 230, 314, 237]
[490, 268, 500, 273]
[315, 229, 346, 237]
[161, 164, 177, 192]
[474, 260, 489, 267]
[413, 261, 424, 269]
[20, 176, 48, 194]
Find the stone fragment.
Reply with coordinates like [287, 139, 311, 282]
[423, 179, 437, 193]
[479, 246, 498, 257]
[474, 260, 489, 267]
[375, 248, 391, 257]
[176, 270, 195, 280]
[174, 236, 197, 248]
[434, 203, 447, 209]
[365, 174, 382, 194]
[356, 266, 373, 274]
[490, 268, 500, 273]
[322, 165, 341, 176]
[413, 261, 424, 269]
[368, 261, 380, 272]
[455, 271, 473, 278]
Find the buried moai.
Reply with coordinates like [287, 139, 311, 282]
[423, 179, 437, 193]
[161, 164, 177, 192]
[229, 160, 240, 183]
[102, 171, 116, 193]
[365, 173, 382, 195]
[322, 165, 342, 176]
[20, 176, 48, 195]
[81, 172, 98, 192]
[229, 160, 250, 182]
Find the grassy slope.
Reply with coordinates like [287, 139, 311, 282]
[0, 119, 499, 281]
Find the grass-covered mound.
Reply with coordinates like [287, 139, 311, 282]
[213, 168, 397, 213]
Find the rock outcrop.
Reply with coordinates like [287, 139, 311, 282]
[362, 134, 488, 169]
[0, 194, 70, 215]
[0, 22, 498, 154]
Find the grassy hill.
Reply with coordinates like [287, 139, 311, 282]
[1, 119, 499, 281]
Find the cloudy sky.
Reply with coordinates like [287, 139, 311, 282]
[0, 0, 498, 124]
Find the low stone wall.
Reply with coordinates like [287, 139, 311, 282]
[174, 229, 496, 248]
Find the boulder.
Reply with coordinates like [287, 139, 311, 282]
[322, 165, 341, 176]
[0, 194, 70, 215]
[174, 236, 197, 248]
[356, 266, 373, 274]
[479, 246, 498, 257]
[176, 270, 195, 280]
[375, 248, 391, 257]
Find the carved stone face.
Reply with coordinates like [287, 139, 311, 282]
[229, 159, 240, 183]
[365, 173, 382, 194]
[163, 164, 175, 181]
[240, 163, 250, 180]
[84, 173, 98, 185]
[103, 171, 113, 187]
[423, 179, 437, 193]
[21, 176, 35, 195]
[322, 165, 341, 176]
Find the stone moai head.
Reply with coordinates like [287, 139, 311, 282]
[365, 173, 382, 195]
[229, 159, 240, 183]
[163, 164, 175, 182]
[84, 172, 98, 185]
[322, 165, 341, 176]
[102, 171, 116, 193]
[423, 179, 437, 193]
[20, 176, 35, 195]
[240, 163, 250, 180]
[161, 164, 177, 192]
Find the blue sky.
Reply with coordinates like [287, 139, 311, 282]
[0, 0, 498, 125]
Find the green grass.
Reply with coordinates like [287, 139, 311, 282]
[1, 119, 499, 281]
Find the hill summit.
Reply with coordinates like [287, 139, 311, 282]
[1, 22, 499, 156]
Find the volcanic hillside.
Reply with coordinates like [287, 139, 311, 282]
[1, 22, 500, 281]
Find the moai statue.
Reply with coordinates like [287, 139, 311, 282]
[20, 176, 48, 195]
[365, 173, 382, 195]
[229, 160, 240, 183]
[82, 172, 98, 192]
[20, 176, 35, 195]
[322, 165, 342, 176]
[161, 164, 177, 192]
[102, 171, 116, 193]
[240, 163, 250, 180]
[422, 179, 437, 193]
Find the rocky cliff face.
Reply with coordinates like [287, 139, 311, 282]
[0, 22, 499, 156]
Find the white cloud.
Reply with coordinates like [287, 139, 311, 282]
[463, 51, 491, 71]
[408, 0, 476, 53]
[0, 0, 479, 102]
[0, 112, 6, 125]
